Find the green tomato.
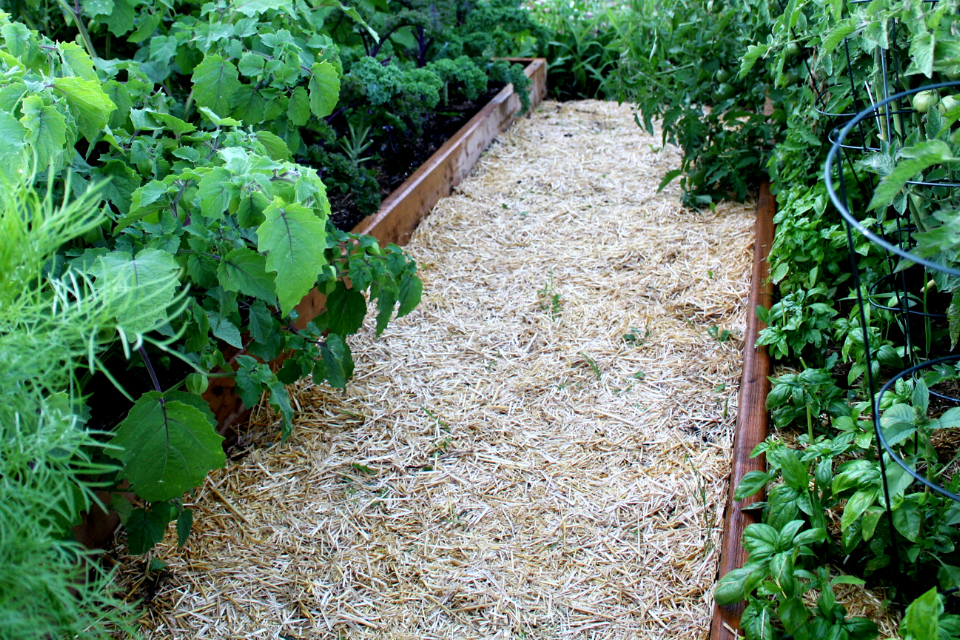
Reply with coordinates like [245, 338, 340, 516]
[913, 90, 939, 114]
[716, 83, 734, 100]
[784, 42, 801, 58]
[940, 94, 960, 114]
[715, 69, 730, 83]
[781, 71, 799, 86]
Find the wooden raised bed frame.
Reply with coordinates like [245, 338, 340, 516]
[710, 180, 775, 640]
[74, 58, 548, 549]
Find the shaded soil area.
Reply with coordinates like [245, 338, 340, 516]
[320, 84, 505, 232]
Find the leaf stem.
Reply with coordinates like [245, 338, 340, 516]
[138, 346, 163, 395]
[55, 0, 98, 60]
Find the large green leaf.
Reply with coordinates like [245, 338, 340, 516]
[57, 42, 98, 80]
[125, 503, 177, 554]
[191, 55, 242, 119]
[287, 86, 310, 126]
[218, 248, 277, 302]
[108, 391, 225, 502]
[904, 588, 941, 640]
[308, 62, 340, 119]
[233, 0, 294, 16]
[19, 95, 67, 168]
[397, 273, 422, 317]
[88, 248, 181, 336]
[325, 285, 367, 335]
[0, 111, 27, 181]
[256, 197, 328, 315]
[318, 334, 354, 389]
[52, 76, 117, 142]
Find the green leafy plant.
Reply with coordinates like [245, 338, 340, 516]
[0, 2, 423, 558]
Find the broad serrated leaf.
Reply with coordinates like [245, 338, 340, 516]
[739, 44, 769, 78]
[288, 86, 310, 126]
[82, 0, 115, 17]
[256, 130, 292, 161]
[308, 61, 340, 119]
[125, 506, 171, 554]
[238, 51, 266, 77]
[218, 248, 277, 302]
[206, 310, 243, 348]
[257, 197, 328, 315]
[115, 180, 170, 232]
[88, 248, 181, 336]
[235, 356, 270, 408]
[268, 381, 295, 439]
[397, 273, 422, 317]
[98, 0, 135, 35]
[19, 95, 67, 168]
[191, 55, 242, 119]
[325, 285, 367, 335]
[908, 32, 936, 78]
[197, 106, 243, 127]
[108, 391, 225, 502]
[233, 0, 294, 16]
[375, 287, 398, 336]
[52, 76, 117, 142]
[58, 42, 98, 80]
[320, 334, 354, 389]
[148, 110, 197, 136]
[0, 111, 27, 181]
[176, 508, 193, 548]
[339, 3, 379, 42]
[95, 159, 140, 213]
[247, 299, 275, 342]
[195, 167, 236, 219]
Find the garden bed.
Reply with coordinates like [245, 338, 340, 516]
[113, 99, 757, 639]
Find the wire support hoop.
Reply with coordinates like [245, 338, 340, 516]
[826, 80, 960, 279]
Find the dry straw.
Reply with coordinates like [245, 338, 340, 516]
[116, 100, 759, 639]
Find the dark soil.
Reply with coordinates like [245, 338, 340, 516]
[324, 83, 505, 231]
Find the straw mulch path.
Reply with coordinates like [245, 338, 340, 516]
[117, 100, 758, 639]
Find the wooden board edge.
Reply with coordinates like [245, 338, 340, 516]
[710, 180, 775, 640]
[351, 58, 547, 245]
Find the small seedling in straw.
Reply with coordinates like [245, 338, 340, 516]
[579, 352, 601, 379]
[623, 326, 650, 346]
[708, 325, 731, 343]
[537, 270, 562, 319]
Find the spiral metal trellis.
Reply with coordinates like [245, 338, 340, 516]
[826, 81, 960, 596]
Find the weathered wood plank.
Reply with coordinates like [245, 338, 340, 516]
[710, 180, 775, 640]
